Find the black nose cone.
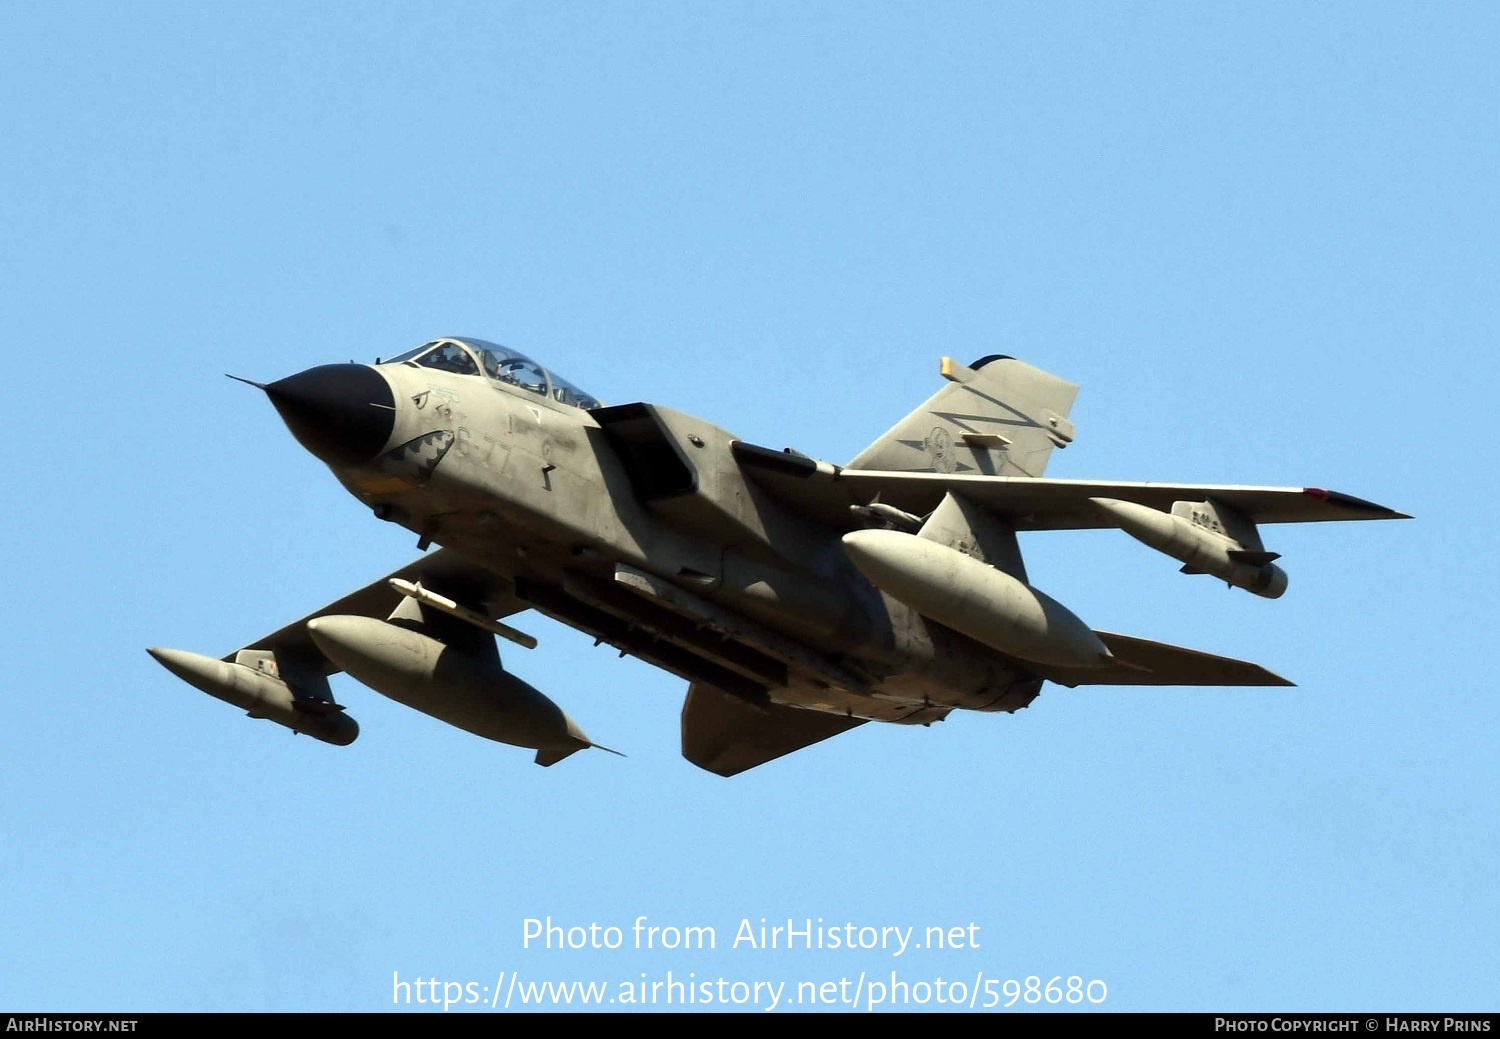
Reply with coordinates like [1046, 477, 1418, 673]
[265, 364, 395, 467]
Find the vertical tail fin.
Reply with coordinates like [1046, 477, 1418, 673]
[847, 355, 1078, 477]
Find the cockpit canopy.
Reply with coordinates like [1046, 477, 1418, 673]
[384, 337, 603, 410]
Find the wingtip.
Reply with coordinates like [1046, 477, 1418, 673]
[1302, 487, 1410, 520]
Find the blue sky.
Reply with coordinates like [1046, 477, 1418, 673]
[2, 1, 1494, 1012]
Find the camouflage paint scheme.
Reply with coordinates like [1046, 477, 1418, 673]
[149, 338, 1407, 776]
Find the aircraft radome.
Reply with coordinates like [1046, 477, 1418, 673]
[149, 338, 1407, 776]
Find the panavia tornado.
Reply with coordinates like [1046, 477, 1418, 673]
[149, 338, 1406, 776]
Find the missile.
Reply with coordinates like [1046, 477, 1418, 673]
[848, 502, 924, 532]
[146, 647, 359, 746]
[1088, 497, 1288, 599]
[388, 578, 537, 649]
[304, 615, 598, 764]
[841, 528, 1112, 669]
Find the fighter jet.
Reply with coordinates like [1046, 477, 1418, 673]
[149, 338, 1407, 776]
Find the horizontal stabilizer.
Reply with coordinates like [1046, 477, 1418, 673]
[1031, 632, 1294, 688]
[682, 682, 864, 777]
